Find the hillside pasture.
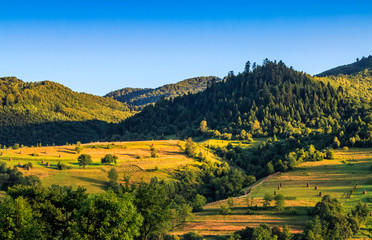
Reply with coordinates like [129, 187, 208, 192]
[0, 140, 194, 193]
[174, 148, 372, 238]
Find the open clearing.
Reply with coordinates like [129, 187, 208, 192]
[0, 140, 194, 193]
[174, 148, 372, 238]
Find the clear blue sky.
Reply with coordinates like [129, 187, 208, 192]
[1, 0, 372, 95]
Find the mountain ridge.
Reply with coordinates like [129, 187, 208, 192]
[105, 76, 220, 109]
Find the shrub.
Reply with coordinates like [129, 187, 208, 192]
[101, 154, 118, 165]
[219, 204, 231, 215]
[246, 209, 255, 215]
[57, 161, 68, 170]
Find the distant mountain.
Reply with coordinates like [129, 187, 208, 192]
[105, 76, 220, 109]
[317, 55, 372, 77]
[0, 77, 133, 146]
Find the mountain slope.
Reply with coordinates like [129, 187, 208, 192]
[115, 60, 371, 144]
[317, 55, 372, 77]
[0, 77, 133, 146]
[105, 76, 219, 109]
[315, 69, 372, 101]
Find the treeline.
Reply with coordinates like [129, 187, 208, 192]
[115, 60, 371, 144]
[317, 55, 372, 77]
[0, 161, 254, 240]
[106, 76, 219, 109]
[0, 77, 133, 146]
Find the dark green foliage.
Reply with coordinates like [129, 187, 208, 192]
[132, 179, 172, 240]
[191, 194, 206, 212]
[77, 191, 143, 240]
[77, 154, 92, 168]
[0, 77, 132, 146]
[317, 55, 372, 76]
[0, 162, 40, 190]
[101, 154, 118, 164]
[219, 204, 231, 215]
[325, 148, 334, 159]
[0, 196, 41, 239]
[108, 167, 119, 186]
[305, 195, 362, 240]
[182, 232, 204, 240]
[57, 161, 68, 170]
[274, 194, 285, 211]
[117, 60, 372, 146]
[7, 185, 88, 239]
[106, 76, 220, 109]
[150, 145, 159, 158]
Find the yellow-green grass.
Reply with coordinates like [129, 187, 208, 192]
[174, 148, 372, 238]
[0, 140, 194, 193]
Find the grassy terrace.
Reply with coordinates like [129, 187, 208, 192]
[174, 148, 372, 239]
[0, 140, 194, 193]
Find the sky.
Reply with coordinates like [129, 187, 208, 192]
[0, 1, 372, 95]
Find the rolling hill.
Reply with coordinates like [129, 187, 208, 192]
[115, 60, 371, 145]
[105, 76, 220, 109]
[317, 55, 372, 77]
[0, 77, 133, 146]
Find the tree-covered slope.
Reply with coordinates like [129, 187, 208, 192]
[317, 55, 372, 77]
[315, 68, 372, 101]
[115, 60, 371, 144]
[0, 77, 133, 146]
[105, 76, 219, 109]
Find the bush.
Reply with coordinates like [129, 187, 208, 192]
[288, 207, 297, 215]
[12, 143, 20, 150]
[219, 204, 231, 215]
[57, 161, 68, 170]
[182, 232, 204, 240]
[343, 146, 349, 151]
[101, 154, 118, 165]
[246, 209, 255, 215]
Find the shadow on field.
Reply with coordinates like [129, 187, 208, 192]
[58, 148, 77, 154]
[73, 176, 108, 190]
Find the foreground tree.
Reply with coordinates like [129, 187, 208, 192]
[0, 196, 41, 239]
[134, 179, 172, 240]
[77, 191, 143, 240]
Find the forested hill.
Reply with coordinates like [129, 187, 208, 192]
[105, 76, 219, 109]
[114, 60, 371, 145]
[317, 55, 372, 77]
[0, 77, 133, 146]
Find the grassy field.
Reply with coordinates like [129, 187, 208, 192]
[174, 148, 372, 239]
[0, 140, 194, 193]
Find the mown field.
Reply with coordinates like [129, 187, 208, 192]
[0, 140, 194, 193]
[174, 148, 372, 239]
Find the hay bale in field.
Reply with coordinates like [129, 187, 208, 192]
[315, 185, 318, 190]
